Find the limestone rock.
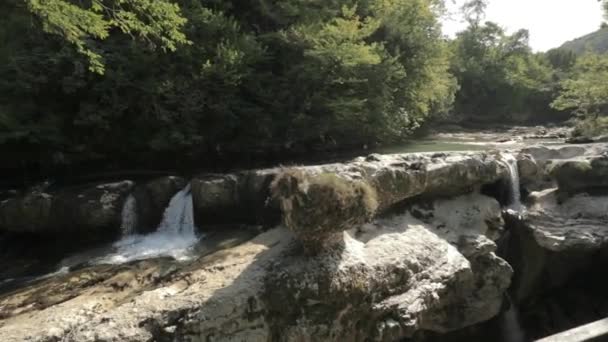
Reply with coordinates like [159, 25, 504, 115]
[0, 181, 134, 238]
[505, 188, 608, 302]
[0, 197, 512, 342]
[516, 153, 554, 194]
[409, 193, 505, 241]
[270, 152, 508, 250]
[189, 152, 506, 232]
[191, 169, 280, 227]
[271, 170, 378, 253]
[521, 146, 587, 165]
[549, 155, 608, 194]
[524, 189, 608, 253]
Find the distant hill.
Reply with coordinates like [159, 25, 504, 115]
[560, 27, 608, 54]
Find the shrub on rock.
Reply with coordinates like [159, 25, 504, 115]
[271, 170, 378, 253]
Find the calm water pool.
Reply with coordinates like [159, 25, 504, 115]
[376, 139, 489, 155]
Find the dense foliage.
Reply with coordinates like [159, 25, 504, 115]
[2, 0, 608, 180]
[552, 53, 608, 118]
[1, 0, 455, 174]
[449, 22, 556, 122]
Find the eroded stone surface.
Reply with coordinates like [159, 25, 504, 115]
[549, 154, 608, 194]
[525, 189, 608, 253]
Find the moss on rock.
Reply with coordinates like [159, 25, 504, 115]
[271, 169, 378, 253]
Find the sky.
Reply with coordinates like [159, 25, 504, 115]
[442, 0, 604, 51]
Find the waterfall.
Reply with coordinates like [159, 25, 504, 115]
[94, 183, 200, 264]
[120, 194, 138, 235]
[499, 296, 527, 342]
[157, 184, 196, 236]
[503, 154, 522, 212]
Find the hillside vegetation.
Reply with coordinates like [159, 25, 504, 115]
[561, 27, 608, 55]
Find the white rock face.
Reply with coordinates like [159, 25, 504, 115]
[525, 189, 608, 252]
[0, 194, 511, 342]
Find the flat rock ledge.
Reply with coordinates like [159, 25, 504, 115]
[0, 194, 511, 342]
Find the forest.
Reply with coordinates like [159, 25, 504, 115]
[1, 0, 608, 179]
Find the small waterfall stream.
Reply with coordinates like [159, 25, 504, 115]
[96, 184, 200, 264]
[499, 295, 527, 342]
[157, 184, 196, 236]
[503, 154, 523, 212]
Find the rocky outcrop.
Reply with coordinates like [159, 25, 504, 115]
[191, 169, 280, 227]
[521, 146, 587, 164]
[549, 154, 608, 194]
[267, 152, 508, 254]
[0, 193, 512, 342]
[133, 176, 186, 233]
[506, 188, 608, 302]
[189, 152, 508, 231]
[516, 145, 608, 195]
[0, 181, 134, 238]
[271, 170, 378, 253]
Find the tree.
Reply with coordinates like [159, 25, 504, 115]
[551, 53, 608, 119]
[461, 0, 488, 27]
[0, 0, 457, 177]
[22, 0, 190, 73]
[450, 21, 554, 122]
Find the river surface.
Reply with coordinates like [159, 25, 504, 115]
[376, 125, 570, 154]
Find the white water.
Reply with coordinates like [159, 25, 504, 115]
[120, 194, 138, 235]
[95, 184, 200, 264]
[157, 184, 196, 235]
[503, 154, 523, 212]
[500, 296, 527, 342]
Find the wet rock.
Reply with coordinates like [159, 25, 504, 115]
[133, 176, 186, 233]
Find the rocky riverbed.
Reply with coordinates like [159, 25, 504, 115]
[1, 129, 607, 341]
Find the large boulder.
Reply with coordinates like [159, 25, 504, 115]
[190, 152, 507, 231]
[271, 170, 378, 253]
[548, 155, 608, 194]
[503, 188, 608, 339]
[133, 176, 186, 233]
[0, 181, 134, 238]
[505, 188, 608, 302]
[0, 194, 512, 342]
[270, 152, 508, 250]
[0, 192, 53, 234]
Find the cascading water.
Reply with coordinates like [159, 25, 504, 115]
[120, 194, 138, 235]
[499, 295, 527, 342]
[503, 154, 523, 212]
[95, 184, 200, 264]
[157, 184, 196, 236]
